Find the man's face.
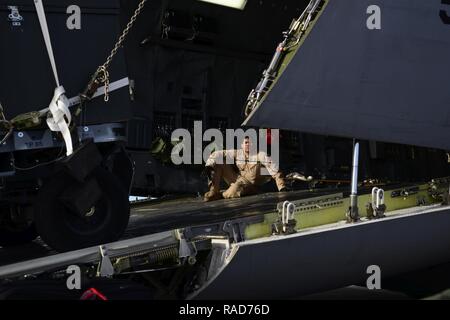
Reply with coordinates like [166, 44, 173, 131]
[242, 138, 251, 153]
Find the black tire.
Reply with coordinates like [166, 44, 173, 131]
[0, 222, 38, 247]
[35, 167, 130, 252]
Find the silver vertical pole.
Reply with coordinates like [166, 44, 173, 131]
[348, 141, 360, 222]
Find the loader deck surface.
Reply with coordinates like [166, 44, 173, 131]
[125, 189, 341, 237]
[0, 189, 334, 266]
[0, 182, 429, 267]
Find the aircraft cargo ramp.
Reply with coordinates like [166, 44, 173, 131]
[0, 180, 449, 299]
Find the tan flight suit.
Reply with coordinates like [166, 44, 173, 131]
[204, 149, 286, 201]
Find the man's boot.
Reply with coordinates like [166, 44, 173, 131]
[203, 167, 223, 202]
[204, 189, 223, 202]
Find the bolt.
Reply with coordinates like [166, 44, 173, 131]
[85, 206, 96, 217]
[187, 256, 196, 265]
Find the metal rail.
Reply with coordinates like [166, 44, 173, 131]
[0, 231, 177, 279]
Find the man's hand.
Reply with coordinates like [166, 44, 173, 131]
[279, 186, 292, 192]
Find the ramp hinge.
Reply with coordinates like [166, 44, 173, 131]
[97, 245, 115, 278]
[366, 187, 386, 219]
[273, 201, 297, 235]
[176, 230, 198, 265]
